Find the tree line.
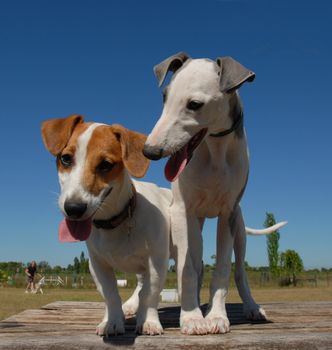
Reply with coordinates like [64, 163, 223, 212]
[1, 213, 331, 286]
[265, 212, 304, 286]
[0, 251, 90, 279]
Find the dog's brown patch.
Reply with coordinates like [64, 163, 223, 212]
[82, 125, 150, 196]
[111, 124, 150, 179]
[42, 115, 149, 197]
[41, 115, 84, 156]
[84, 126, 125, 196]
[56, 122, 92, 173]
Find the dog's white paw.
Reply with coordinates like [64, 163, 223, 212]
[205, 315, 230, 334]
[180, 316, 209, 335]
[96, 319, 125, 337]
[244, 304, 267, 321]
[136, 319, 164, 335]
[122, 301, 138, 318]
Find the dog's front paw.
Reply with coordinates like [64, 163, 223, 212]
[96, 319, 125, 337]
[205, 315, 230, 334]
[243, 303, 266, 321]
[181, 316, 209, 335]
[122, 301, 138, 318]
[136, 319, 163, 335]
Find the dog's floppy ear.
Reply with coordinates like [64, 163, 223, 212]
[111, 124, 150, 178]
[41, 115, 84, 156]
[154, 52, 190, 87]
[216, 57, 255, 93]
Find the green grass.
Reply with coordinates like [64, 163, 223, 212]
[1, 286, 332, 321]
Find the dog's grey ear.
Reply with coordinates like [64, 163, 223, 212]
[111, 124, 150, 178]
[41, 115, 84, 156]
[154, 52, 190, 87]
[216, 57, 255, 93]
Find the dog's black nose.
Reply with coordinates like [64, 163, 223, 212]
[64, 201, 87, 219]
[143, 144, 163, 160]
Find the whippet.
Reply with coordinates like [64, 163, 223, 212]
[143, 53, 286, 334]
[42, 115, 172, 336]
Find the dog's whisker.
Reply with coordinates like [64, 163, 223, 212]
[49, 190, 60, 196]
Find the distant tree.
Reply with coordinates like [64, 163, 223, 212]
[79, 251, 90, 274]
[211, 254, 216, 269]
[73, 257, 80, 274]
[38, 261, 52, 274]
[53, 265, 63, 274]
[264, 212, 280, 277]
[0, 262, 23, 274]
[84, 260, 90, 273]
[279, 249, 304, 286]
[204, 264, 213, 273]
[80, 252, 85, 266]
[0, 269, 7, 282]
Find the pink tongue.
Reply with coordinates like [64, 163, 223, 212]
[165, 144, 189, 182]
[59, 218, 92, 242]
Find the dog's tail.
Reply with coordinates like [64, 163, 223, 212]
[245, 221, 287, 235]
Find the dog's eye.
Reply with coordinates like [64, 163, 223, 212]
[60, 154, 73, 168]
[187, 100, 204, 111]
[97, 161, 114, 174]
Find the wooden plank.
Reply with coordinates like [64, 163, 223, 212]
[41, 301, 105, 310]
[1, 301, 332, 349]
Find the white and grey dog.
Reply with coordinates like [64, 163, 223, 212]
[143, 53, 286, 335]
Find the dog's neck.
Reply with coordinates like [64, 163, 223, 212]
[93, 171, 134, 222]
[204, 92, 246, 163]
[208, 92, 243, 137]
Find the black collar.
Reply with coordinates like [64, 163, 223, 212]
[209, 112, 243, 138]
[93, 186, 136, 230]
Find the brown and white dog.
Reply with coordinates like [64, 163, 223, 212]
[143, 53, 286, 335]
[42, 115, 172, 336]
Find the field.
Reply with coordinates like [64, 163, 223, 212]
[1, 286, 332, 322]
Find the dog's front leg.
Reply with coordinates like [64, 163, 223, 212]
[205, 211, 234, 334]
[135, 257, 167, 335]
[88, 257, 125, 337]
[171, 203, 208, 335]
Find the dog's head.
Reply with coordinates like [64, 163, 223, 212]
[41, 115, 149, 241]
[143, 52, 255, 182]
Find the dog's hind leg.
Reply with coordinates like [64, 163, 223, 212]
[122, 274, 143, 318]
[197, 218, 205, 305]
[135, 256, 167, 335]
[233, 206, 266, 320]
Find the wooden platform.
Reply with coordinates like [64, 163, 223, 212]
[1, 301, 332, 349]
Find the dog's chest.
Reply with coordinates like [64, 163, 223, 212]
[187, 187, 232, 218]
[87, 229, 147, 274]
[177, 141, 248, 217]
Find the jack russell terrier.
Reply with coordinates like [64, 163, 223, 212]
[143, 53, 286, 335]
[42, 115, 172, 336]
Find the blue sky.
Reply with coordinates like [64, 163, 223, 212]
[0, 0, 331, 269]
